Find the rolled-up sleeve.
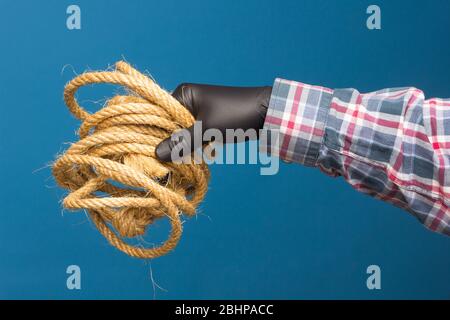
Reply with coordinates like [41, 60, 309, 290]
[261, 78, 450, 236]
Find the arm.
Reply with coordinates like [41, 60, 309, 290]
[262, 78, 450, 236]
[155, 79, 450, 236]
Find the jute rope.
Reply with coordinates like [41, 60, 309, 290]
[53, 61, 210, 258]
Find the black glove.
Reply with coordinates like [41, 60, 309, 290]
[155, 83, 272, 162]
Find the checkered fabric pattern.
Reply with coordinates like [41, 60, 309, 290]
[262, 78, 450, 236]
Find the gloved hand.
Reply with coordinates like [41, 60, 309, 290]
[156, 83, 272, 162]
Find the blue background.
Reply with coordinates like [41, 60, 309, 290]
[0, 0, 449, 299]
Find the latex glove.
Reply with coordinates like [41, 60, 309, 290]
[155, 83, 272, 162]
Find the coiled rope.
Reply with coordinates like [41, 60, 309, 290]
[53, 61, 210, 258]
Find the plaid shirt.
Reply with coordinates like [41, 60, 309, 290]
[262, 78, 450, 236]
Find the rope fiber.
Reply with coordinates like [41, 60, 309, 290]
[53, 61, 210, 258]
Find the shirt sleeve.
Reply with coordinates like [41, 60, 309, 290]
[261, 78, 450, 236]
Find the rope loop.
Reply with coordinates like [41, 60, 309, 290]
[53, 61, 209, 258]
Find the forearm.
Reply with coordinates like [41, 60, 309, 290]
[262, 78, 450, 236]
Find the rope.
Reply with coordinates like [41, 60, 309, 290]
[53, 61, 210, 258]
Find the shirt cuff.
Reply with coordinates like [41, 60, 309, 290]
[260, 78, 333, 166]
